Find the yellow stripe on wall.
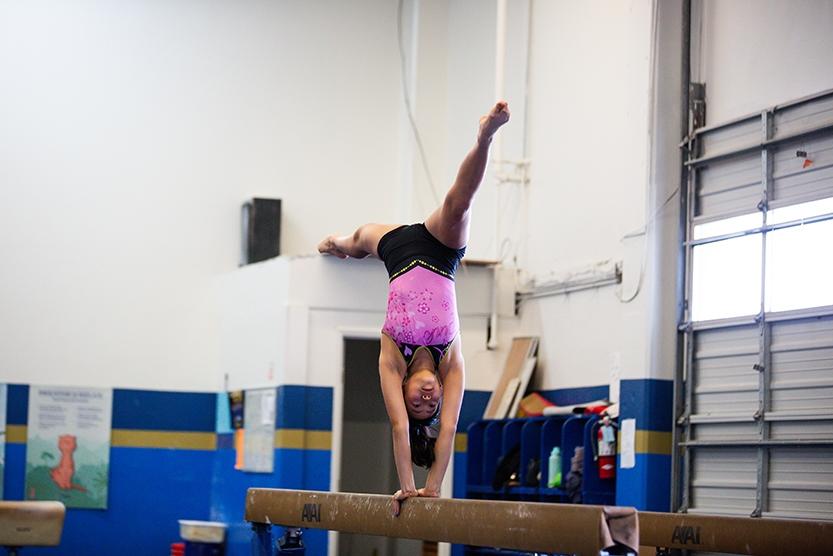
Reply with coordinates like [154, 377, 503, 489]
[7, 425, 338, 451]
[6, 426, 217, 450]
[6, 424, 27, 443]
[275, 429, 332, 450]
[455, 432, 467, 453]
[635, 430, 672, 455]
[9, 424, 668, 455]
[617, 429, 673, 456]
[111, 430, 217, 450]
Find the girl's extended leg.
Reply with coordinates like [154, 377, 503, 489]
[425, 101, 510, 249]
[317, 223, 399, 259]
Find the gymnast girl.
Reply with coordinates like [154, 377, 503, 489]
[318, 101, 510, 515]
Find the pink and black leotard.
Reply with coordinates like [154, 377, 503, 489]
[378, 223, 466, 368]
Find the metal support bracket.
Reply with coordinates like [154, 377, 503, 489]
[690, 82, 707, 131]
[276, 527, 305, 555]
[494, 158, 531, 186]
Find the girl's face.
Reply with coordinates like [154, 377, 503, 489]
[403, 367, 443, 420]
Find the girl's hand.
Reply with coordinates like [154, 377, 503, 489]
[391, 489, 418, 517]
[417, 487, 439, 498]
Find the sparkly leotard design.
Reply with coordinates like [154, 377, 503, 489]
[377, 224, 466, 367]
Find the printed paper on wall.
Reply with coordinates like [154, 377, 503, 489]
[241, 387, 275, 473]
[25, 386, 113, 509]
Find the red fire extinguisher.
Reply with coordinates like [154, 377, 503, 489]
[593, 415, 617, 480]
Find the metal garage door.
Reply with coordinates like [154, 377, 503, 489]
[674, 88, 833, 524]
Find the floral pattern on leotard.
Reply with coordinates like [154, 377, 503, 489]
[382, 265, 458, 351]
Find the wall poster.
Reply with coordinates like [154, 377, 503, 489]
[241, 387, 275, 473]
[25, 386, 113, 509]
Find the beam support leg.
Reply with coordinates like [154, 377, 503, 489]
[251, 522, 273, 556]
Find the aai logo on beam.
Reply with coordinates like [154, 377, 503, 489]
[301, 503, 321, 523]
[671, 525, 701, 545]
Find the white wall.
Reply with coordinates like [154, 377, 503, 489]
[697, 0, 833, 124]
[522, 0, 655, 386]
[216, 258, 289, 391]
[6, 0, 831, 395]
[0, 0, 406, 390]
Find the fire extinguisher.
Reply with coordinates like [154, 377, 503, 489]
[592, 415, 617, 480]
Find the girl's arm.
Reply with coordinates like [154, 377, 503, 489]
[378, 338, 417, 515]
[421, 358, 465, 497]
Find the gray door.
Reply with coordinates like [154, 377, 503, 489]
[339, 338, 428, 556]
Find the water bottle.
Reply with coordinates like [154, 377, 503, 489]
[547, 446, 562, 488]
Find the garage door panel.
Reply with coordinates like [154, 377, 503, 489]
[770, 420, 833, 442]
[700, 117, 761, 159]
[692, 422, 758, 442]
[694, 390, 758, 420]
[695, 325, 759, 357]
[691, 448, 757, 515]
[697, 153, 762, 219]
[768, 447, 833, 520]
[770, 318, 833, 416]
[773, 93, 833, 140]
[771, 135, 833, 208]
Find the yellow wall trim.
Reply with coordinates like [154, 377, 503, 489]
[634, 430, 672, 455]
[454, 432, 467, 453]
[6, 425, 336, 452]
[275, 429, 332, 450]
[8, 425, 216, 450]
[9, 425, 669, 455]
[111, 429, 217, 450]
[617, 429, 673, 456]
[6, 424, 27, 443]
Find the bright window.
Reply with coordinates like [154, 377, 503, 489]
[765, 218, 833, 312]
[691, 234, 762, 321]
[693, 212, 762, 240]
[768, 197, 833, 225]
[690, 197, 833, 321]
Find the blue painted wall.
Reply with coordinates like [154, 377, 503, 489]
[4, 385, 216, 555]
[617, 379, 673, 511]
[3, 379, 673, 555]
[211, 446, 331, 556]
[211, 385, 333, 556]
[2, 384, 333, 556]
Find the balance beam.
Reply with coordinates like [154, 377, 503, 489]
[246, 488, 635, 555]
[0, 501, 66, 547]
[640, 511, 833, 555]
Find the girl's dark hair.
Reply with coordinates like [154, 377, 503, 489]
[409, 421, 436, 468]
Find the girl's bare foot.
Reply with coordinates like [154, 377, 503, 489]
[317, 235, 348, 258]
[478, 101, 510, 143]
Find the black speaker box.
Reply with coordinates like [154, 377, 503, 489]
[241, 198, 281, 265]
